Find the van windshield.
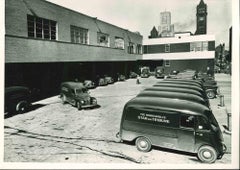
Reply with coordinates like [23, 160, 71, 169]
[75, 88, 88, 94]
[206, 111, 219, 130]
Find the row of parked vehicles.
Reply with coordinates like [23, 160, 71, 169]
[116, 76, 226, 163]
[4, 72, 136, 115]
[60, 74, 131, 110]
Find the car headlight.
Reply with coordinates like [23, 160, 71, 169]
[81, 100, 85, 104]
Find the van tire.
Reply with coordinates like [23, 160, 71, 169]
[206, 89, 215, 99]
[77, 102, 82, 110]
[62, 94, 67, 103]
[197, 145, 217, 163]
[16, 101, 28, 114]
[136, 137, 151, 152]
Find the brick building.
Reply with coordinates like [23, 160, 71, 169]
[5, 0, 143, 97]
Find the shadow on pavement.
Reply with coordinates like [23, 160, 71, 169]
[4, 104, 46, 119]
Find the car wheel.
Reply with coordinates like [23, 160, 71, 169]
[197, 145, 217, 163]
[135, 136, 152, 152]
[77, 102, 82, 110]
[206, 90, 215, 99]
[16, 101, 28, 114]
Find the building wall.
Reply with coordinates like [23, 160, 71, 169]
[5, 36, 141, 63]
[5, 0, 143, 63]
[163, 59, 214, 74]
[142, 34, 215, 74]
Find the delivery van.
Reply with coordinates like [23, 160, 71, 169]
[160, 79, 203, 88]
[143, 86, 204, 99]
[137, 90, 209, 107]
[165, 78, 203, 86]
[153, 83, 208, 99]
[117, 96, 226, 163]
[161, 79, 219, 99]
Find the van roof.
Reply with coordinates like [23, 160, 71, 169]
[143, 87, 203, 97]
[137, 90, 206, 105]
[153, 83, 204, 93]
[125, 96, 209, 116]
[61, 82, 86, 89]
[161, 80, 203, 87]
[164, 78, 203, 84]
[5, 86, 30, 93]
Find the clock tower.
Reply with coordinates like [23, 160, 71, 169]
[195, 0, 207, 35]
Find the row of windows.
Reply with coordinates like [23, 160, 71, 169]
[144, 41, 211, 54]
[27, 15, 142, 54]
[190, 41, 208, 51]
[27, 15, 57, 40]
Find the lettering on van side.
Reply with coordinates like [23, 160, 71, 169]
[138, 113, 170, 124]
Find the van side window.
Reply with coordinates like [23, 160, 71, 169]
[180, 115, 195, 128]
[197, 117, 210, 130]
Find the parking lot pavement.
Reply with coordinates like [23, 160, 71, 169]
[210, 74, 232, 154]
[4, 75, 231, 164]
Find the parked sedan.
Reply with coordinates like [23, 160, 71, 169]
[98, 78, 108, 86]
[129, 71, 138, 79]
[5, 86, 32, 115]
[83, 80, 95, 89]
[118, 74, 126, 81]
[104, 76, 114, 84]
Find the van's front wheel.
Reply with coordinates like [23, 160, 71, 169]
[197, 145, 217, 163]
[76, 102, 82, 110]
[136, 137, 151, 152]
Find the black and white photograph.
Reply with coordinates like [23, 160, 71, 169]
[1, 0, 239, 169]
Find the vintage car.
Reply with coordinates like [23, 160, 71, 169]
[83, 80, 95, 89]
[98, 77, 108, 86]
[167, 70, 179, 79]
[129, 71, 138, 79]
[60, 82, 97, 110]
[173, 69, 198, 79]
[117, 96, 226, 163]
[118, 74, 126, 81]
[5, 86, 32, 115]
[140, 66, 150, 78]
[104, 76, 114, 84]
[154, 66, 165, 79]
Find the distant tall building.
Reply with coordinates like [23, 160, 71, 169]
[158, 11, 174, 37]
[195, 0, 207, 35]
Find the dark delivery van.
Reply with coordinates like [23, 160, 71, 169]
[163, 79, 219, 99]
[143, 86, 204, 99]
[137, 90, 209, 107]
[117, 97, 226, 163]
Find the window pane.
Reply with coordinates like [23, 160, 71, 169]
[27, 15, 57, 40]
[115, 37, 124, 49]
[180, 115, 195, 128]
[70, 25, 88, 44]
[165, 44, 170, 52]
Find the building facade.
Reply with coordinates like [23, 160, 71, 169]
[5, 0, 143, 97]
[143, 32, 215, 74]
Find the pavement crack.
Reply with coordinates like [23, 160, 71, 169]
[4, 126, 119, 143]
[4, 130, 141, 163]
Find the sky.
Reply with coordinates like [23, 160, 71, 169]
[47, 0, 231, 49]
